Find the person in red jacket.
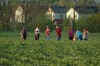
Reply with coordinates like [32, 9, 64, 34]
[45, 26, 50, 40]
[56, 26, 61, 41]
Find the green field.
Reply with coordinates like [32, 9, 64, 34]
[0, 32, 100, 66]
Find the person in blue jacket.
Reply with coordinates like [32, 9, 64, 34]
[76, 30, 82, 40]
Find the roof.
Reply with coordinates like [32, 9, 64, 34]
[50, 6, 69, 13]
[75, 6, 99, 14]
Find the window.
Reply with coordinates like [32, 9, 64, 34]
[60, 15, 63, 19]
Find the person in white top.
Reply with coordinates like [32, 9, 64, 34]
[34, 26, 40, 40]
[83, 29, 89, 40]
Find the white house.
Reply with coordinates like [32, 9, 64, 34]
[15, 6, 25, 23]
[66, 8, 79, 20]
[46, 6, 80, 24]
[46, 6, 98, 25]
[46, 6, 68, 24]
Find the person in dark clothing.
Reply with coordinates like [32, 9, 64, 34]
[20, 27, 27, 40]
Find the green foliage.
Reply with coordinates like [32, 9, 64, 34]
[63, 18, 70, 32]
[76, 13, 100, 32]
[26, 14, 55, 32]
[0, 0, 99, 32]
[0, 32, 100, 66]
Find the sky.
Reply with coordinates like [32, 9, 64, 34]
[95, 0, 100, 3]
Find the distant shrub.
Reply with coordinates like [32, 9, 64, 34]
[76, 13, 100, 32]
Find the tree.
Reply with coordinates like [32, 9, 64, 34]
[76, 13, 100, 32]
